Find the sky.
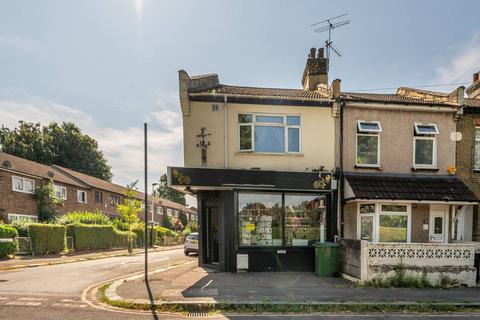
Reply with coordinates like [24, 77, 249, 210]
[1, 0, 479, 206]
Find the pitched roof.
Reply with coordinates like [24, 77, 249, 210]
[465, 98, 480, 108]
[189, 84, 332, 101]
[344, 172, 478, 203]
[341, 92, 459, 107]
[0, 152, 87, 187]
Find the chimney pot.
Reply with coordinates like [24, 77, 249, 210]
[317, 48, 324, 58]
[309, 47, 316, 58]
[474, 72, 480, 83]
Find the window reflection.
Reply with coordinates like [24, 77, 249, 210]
[285, 195, 326, 246]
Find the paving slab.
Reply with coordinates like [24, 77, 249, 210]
[114, 263, 480, 304]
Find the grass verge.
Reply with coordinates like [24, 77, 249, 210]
[99, 283, 480, 314]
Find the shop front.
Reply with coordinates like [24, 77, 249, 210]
[168, 167, 336, 272]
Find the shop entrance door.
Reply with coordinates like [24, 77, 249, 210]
[205, 206, 219, 265]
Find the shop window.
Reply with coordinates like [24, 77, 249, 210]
[285, 194, 326, 246]
[54, 185, 67, 200]
[356, 121, 381, 167]
[238, 114, 301, 153]
[475, 127, 480, 170]
[12, 176, 35, 194]
[238, 193, 282, 246]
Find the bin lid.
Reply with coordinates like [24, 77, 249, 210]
[314, 241, 340, 248]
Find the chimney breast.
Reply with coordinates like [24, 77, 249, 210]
[302, 47, 329, 91]
[466, 71, 480, 99]
[474, 72, 480, 83]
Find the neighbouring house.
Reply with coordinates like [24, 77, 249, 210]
[456, 71, 480, 241]
[169, 48, 339, 272]
[0, 151, 196, 224]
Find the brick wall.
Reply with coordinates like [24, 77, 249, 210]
[456, 114, 480, 240]
[0, 170, 40, 222]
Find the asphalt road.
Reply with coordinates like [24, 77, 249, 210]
[1, 249, 480, 319]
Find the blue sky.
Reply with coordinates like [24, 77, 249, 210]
[1, 0, 479, 201]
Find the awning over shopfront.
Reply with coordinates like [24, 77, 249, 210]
[344, 172, 478, 203]
[167, 166, 333, 192]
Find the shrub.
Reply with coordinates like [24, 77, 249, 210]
[112, 218, 129, 231]
[58, 211, 112, 225]
[67, 224, 115, 250]
[178, 212, 188, 227]
[0, 240, 18, 258]
[133, 226, 157, 247]
[186, 220, 198, 232]
[162, 214, 174, 230]
[29, 224, 66, 255]
[10, 220, 32, 237]
[0, 224, 18, 238]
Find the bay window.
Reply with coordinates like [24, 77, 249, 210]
[357, 203, 410, 243]
[238, 192, 327, 247]
[238, 113, 301, 153]
[413, 123, 438, 168]
[356, 121, 381, 167]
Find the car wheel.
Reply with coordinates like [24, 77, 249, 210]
[184, 250, 189, 256]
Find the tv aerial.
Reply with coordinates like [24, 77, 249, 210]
[311, 14, 350, 61]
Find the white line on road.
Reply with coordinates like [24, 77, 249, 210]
[18, 297, 46, 301]
[51, 303, 87, 308]
[6, 301, 42, 306]
[0, 297, 7, 300]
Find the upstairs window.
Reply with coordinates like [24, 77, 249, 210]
[475, 127, 480, 170]
[157, 206, 164, 215]
[111, 195, 121, 205]
[413, 123, 438, 168]
[54, 185, 67, 200]
[95, 191, 103, 203]
[356, 121, 381, 167]
[12, 176, 35, 194]
[238, 114, 301, 153]
[77, 190, 87, 203]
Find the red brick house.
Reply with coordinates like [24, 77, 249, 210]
[0, 152, 197, 224]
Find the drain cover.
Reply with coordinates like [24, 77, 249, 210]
[187, 312, 208, 318]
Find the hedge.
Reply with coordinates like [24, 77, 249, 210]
[67, 224, 115, 250]
[67, 224, 135, 250]
[0, 224, 18, 238]
[0, 240, 18, 258]
[28, 224, 66, 255]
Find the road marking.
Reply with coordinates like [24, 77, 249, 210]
[0, 297, 7, 300]
[51, 303, 88, 308]
[61, 298, 84, 303]
[6, 301, 41, 306]
[19, 297, 46, 301]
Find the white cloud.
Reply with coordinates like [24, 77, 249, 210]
[0, 35, 35, 52]
[0, 94, 187, 201]
[434, 33, 480, 84]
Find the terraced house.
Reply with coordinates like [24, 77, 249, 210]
[169, 47, 479, 286]
[0, 152, 196, 224]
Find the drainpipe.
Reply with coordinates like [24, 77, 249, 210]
[339, 100, 345, 238]
[224, 95, 228, 168]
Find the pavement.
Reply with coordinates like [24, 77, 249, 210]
[0, 245, 183, 270]
[112, 263, 480, 305]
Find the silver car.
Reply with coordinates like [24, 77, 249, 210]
[184, 232, 198, 256]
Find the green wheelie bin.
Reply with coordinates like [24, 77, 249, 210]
[314, 242, 341, 277]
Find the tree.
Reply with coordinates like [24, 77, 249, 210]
[35, 180, 63, 222]
[0, 121, 112, 181]
[116, 181, 142, 255]
[154, 174, 186, 206]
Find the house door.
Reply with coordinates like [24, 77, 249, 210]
[429, 206, 447, 243]
[204, 206, 219, 265]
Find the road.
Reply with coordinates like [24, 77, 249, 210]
[1, 249, 480, 319]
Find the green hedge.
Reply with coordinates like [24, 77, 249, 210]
[0, 240, 18, 258]
[28, 224, 65, 255]
[67, 224, 115, 250]
[134, 226, 157, 247]
[67, 224, 134, 250]
[10, 220, 31, 237]
[113, 229, 135, 248]
[0, 224, 18, 238]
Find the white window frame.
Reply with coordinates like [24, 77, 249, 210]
[8, 213, 38, 223]
[12, 176, 35, 194]
[414, 123, 439, 135]
[355, 133, 381, 167]
[357, 120, 382, 133]
[166, 208, 173, 216]
[157, 206, 164, 215]
[356, 203, 376, 241]
[413, 136, 437, 168]
[54, 185, 67, 200]
[237, 113, 301, 154]
[474, 127, 480, 170]
[77, 190, 87, 203]
[357, 203, 411, 243]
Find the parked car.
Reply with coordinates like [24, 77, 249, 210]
[184, 232, 198, 256]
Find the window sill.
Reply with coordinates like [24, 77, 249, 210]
[236, 152, 304, 157]
[411, 167, 439, 172]
[354, 165, 383, 170]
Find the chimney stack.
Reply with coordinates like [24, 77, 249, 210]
[302, 47, 329, 91]
[466, 71, 480, 99]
